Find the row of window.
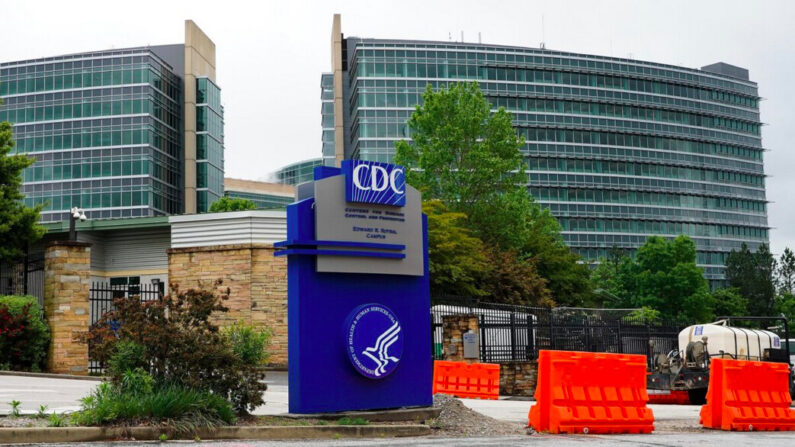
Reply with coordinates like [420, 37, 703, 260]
[0, 97, 179, 129]
[24, 189, 154, 211]
[196, 78, 221, 111]
[196, 162, 224, 192]
[39, 207, 159, 222]
[0, 66, 181, 99]
[562, 232, 761, 254]
[276, 159, 323, 185]
[573, 247, 731, 268]
[353, 60, 758, 109]
[530, 187, 765, 212]
[527, 157, 764, 187]
[490, 97, 759, 135]
[545, 203, 767, 228]
[527, 143, 762, 175]
[197, 134, 224, 167]
[13, 127, 176, 155]
[528, 172, 765, 200]
[559, 217, 767, 240]
[352, 78, 760, 120]
[524, 128, 763, 161]
[196, 105, 223, 136]
[351, 46, 757, 95]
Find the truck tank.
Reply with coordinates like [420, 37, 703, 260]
[679, 320, 782, 363]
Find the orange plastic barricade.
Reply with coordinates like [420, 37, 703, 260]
[528, 350, 654, 434]
[647, 390, 690, 405]
[699, 358, 795, 431]
[432, 360, 499, 400]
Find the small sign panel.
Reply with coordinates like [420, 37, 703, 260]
[344, 303, 404, 379]
[694, 326, 703, 336]
[342, 160, 406, 207]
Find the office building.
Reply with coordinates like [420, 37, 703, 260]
[325, 15, 768, 282]
[273, 158, 323, 186]
[0, 20, 224, 221]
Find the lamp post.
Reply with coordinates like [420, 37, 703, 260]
[68, 207, 87, 241]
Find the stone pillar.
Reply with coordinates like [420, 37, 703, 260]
[167, 243, 288, 366]
[499, 361, 538, 397]
[442, 314, 479, 363]
[44, 241, 91, 375]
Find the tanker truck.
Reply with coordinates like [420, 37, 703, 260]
[647, 316, 794, 404]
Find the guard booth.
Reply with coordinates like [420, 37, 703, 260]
[275, 161, 432, 413]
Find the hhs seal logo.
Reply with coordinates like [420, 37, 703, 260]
[344, 303, 404, 379]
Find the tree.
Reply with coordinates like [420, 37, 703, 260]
[395, 82, 591, 306]
[208, 197, 258, 212]
[778, 248, 795, 295]
[480, 248, 554, 307]
[594, 236, 713, 322]
[711, 288, 749, 318]
[423, 200, 489, 298]
[725, 243, 777, 316]
[0, 118, 44, 262]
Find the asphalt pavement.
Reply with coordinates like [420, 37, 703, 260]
[2, 372, 795, 445]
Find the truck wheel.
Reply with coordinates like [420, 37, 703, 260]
[688, 389, 707, 405]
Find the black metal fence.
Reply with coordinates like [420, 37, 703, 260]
[88, 283, 162, 373]
[431, 299, 686, 367]
[0, 253, 45, 305]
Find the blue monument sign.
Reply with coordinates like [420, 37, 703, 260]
[275, 160, 432, 413]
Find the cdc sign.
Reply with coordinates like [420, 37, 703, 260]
[275, 162, 431, 414]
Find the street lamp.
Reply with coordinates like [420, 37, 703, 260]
[68, 207, 87, 241]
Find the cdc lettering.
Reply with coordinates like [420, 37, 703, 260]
[352, 164, 405, 194]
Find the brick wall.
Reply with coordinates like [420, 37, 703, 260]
[499, 361, 538, 397]
[441, 314, 479, 363]
[167, 243, 288, 366]
[44, 241, 91, 375]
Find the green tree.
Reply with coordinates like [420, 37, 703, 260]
[480, 248, 554, 307]
[590, 248, 633, 307]
[711, 287, 749, 318]
[775, 292, 795, 324]
[395, 82, 591, 306]
[725, 243, 777, 316]
[0, 118, 44, 262]
[423, 200, 490, 298]
[778, 247, 795, 295]
[208, 197, 258, 212]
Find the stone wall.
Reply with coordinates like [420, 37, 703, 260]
[44, 241, 91, 375]
[167, 243, 288, 366]
[441, 314, 479, 363]
[499, 361, 538, 397]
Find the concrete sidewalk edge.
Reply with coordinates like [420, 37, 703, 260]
[283, 406, 441, 422]
[0, 371, 104, 381]
[0, 424, 431, 444]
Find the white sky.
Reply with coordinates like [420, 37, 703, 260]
[3, 0, 794, 255]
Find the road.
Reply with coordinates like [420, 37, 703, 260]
[2, 372, 795, 445]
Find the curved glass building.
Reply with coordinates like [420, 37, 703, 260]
[273, 158, 322, 185]
[326, 15, 767, 282]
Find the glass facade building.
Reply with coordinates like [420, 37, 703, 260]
[326, 16, 768, 282]
[274, 158, 322, 186]
[0, 21, 223, 221]
[223, 178, 294, 209]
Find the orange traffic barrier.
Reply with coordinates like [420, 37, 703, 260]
[647, 390, 690, 405]
[528, 350, 654, 434]
[699, 358, 795, 431]
[432, 360, 499, 400]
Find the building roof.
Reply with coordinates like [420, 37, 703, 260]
[224, 178, 295, 197]
[42, 216, 171, 235]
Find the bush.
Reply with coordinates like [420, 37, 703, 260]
[85, 282, 268, 414]
[224, 322, 271, 365]
[0, 295, 49, 371]
[73, 380, 235, 433]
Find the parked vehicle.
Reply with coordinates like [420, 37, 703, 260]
[647, 316, 794, 404]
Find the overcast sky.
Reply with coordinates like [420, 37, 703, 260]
[3, 0, 794, 254]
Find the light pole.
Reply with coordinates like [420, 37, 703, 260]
[68, 207, 87, 241]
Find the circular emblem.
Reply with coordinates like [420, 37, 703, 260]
[344, 303, 404, 379]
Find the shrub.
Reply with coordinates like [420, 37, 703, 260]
[48, 413, 67, 427]
[72, 380, 235, 433]
[0, 295, 50, 371]
[106, 341, 147, 381]
[224, 322, 271, 365]
[84, 282, 268, 414]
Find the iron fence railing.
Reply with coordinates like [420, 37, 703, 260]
[431, 298, 687, 366]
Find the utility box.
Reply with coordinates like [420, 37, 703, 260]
[463, 330, 479, 359]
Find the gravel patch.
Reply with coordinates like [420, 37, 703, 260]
[431, 394, 529, 437]
[0, 416, 51, 428]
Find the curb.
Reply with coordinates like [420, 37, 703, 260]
[0, 371, 103, 381]
[0, 424, 430, 444]
[284, 406, 440, 423]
